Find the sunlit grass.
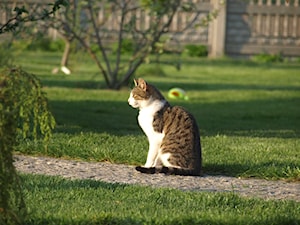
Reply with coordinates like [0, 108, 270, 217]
[22, 174, 300, 225]
[9, 50, 300, 225]
[14, 51, 300, 181]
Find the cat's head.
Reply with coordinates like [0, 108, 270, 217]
[128, 78, 164, 109]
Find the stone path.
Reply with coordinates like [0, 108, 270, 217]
[14, 155, 300, 202]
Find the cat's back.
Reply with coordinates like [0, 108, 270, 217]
[159, 105, 200, 152]
[163, 105, 199, 136]
[160, 105, 201, 174]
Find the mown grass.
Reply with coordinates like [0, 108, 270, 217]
[22, 174, 300, 225]
[10, 51, 300, 225]
[14, 51, 300, 181]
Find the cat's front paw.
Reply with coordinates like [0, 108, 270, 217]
[136, 166, 156, 174]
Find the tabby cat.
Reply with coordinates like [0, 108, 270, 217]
[128, 78, 202, 176]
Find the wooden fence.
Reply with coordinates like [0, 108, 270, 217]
[223, 0, 300, 57]
[1, 0, 300, 57]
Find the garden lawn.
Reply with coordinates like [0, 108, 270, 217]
[15, 51, 300, 180]
[12, 51, 300, 225]
[22, 174, 299, 225]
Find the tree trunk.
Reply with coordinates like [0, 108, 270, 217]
[61, 39, 71, 67]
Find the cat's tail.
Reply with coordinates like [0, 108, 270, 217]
[136, 166, 202, 176]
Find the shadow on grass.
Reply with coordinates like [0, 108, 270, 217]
[50, 97, 300, 138]
[40, 75, 299, 92]
[203, 163, 251, 177]
[51, 100, 139, 135]
[203, 161, 300, 179]
[26, 216, 298, 225]
[25, 217, 140, 225]
[179, 57, 300, 69]
[154, 82, 300, 92]
[41, 75, 107, 90]
[23, 174, 128, 190]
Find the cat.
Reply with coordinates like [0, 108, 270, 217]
[128, 78, 202, 176]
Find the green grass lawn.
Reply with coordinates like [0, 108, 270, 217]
[15, 51, 300, 180]
[10, 51, 300, 224]
[21, 174, 299, 225]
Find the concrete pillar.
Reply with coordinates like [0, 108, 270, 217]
[209, 0, 227, 58]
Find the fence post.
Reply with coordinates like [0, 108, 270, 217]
[209, 0, 227, 57]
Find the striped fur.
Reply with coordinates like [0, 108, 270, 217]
[128, 78, 202, 176]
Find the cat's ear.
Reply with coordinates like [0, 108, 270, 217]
[133, 79, 138, 86]
[138, 78, 147, 91]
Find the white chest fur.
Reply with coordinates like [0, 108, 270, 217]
[138, 100, 165, 137]
[138, 100, 166, 168]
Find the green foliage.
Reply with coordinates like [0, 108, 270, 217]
[184, 44, 208, 57]
[0, 0, 68, 34]
[26, 38, 65, 52]
[112, 39, 134, 55]
[10, 40, 31, 52]
[0, 67, 55, 224]
[0, 108, 26, 225]
[252, 52, 284, 63]
[47, 0, 201, 89]
[137, 64, 167, 77]
[2, 36, 66, 54]
[140, 0, 193, 15]
[140, 0, 179, 14]
[0, 43, 13, 66]
[0, 68, 56, 141]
